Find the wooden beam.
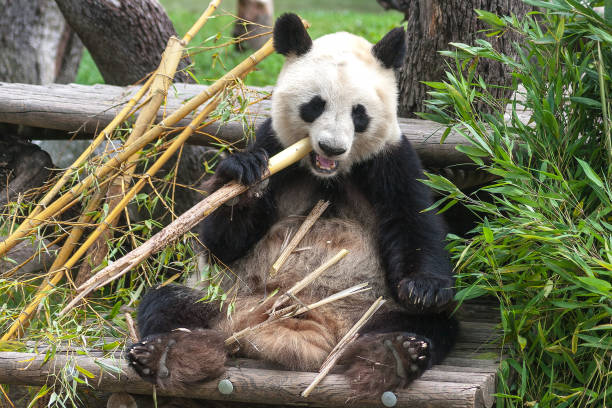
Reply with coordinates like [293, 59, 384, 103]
[0, 81, 469, 168]
[0, 351, 495, 408]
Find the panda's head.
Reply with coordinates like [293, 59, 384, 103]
[271, 13, 406, 178]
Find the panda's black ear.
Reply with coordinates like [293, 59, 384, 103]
[273, 13, 312, 57]
[372, 27, 406, 70]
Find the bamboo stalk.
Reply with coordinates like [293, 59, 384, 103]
[76, 36, 185, 285]
[0, 38, 276, 258]
[270, 200, 329, 276]
[302, 297, 386, 398]
[0, 190, 106, 341]
[182, 0, 222, 43]
[59, 97, 222, 296]
[58, 136, 312, 316]
[25, 73, 154, 219]
[269, 249, 349, 313]
[2, 0, 222, 241]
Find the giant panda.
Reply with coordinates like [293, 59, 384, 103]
[127, 13, 458, 399]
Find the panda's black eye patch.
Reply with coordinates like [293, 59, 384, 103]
[352, 104, 370, 133]
[299, 96, 326, 123]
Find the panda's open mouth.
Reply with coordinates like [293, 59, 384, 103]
[310, 152, 339, 174]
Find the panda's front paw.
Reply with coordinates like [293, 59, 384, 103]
[397, 276, 454, 312]
[216, 149, 269, 186]
[341, 332, 432, 396]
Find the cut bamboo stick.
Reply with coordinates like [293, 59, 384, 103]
[226, 283, 371, 347]
[302, 296, 386, 398]
[0, 38, 276, 258]
[58, 136, 312, 316]
[0, 190, 106, 341]
[270, 200, 329, 276]
[125, 312, 139, 342]
[269, 249, 349, 313]
[288, 283, 371, 316]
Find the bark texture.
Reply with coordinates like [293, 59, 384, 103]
[386, 0, 532, 117]
[53, 0, 192, 85]
[0, 0, 83, 84]
[0, 133, 54, 208]
[233, 0, 274, 51]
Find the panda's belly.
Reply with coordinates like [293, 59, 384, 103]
[227, 214, 393, 330]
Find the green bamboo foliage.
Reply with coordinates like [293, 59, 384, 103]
[422, 1, 612, 407]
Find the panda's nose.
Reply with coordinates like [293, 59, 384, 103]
[318, 141, 346, 157]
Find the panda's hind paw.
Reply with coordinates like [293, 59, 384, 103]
[126, 339, 164, 384]
[341, 332, 431, 396]
[126, 329, 227, 388]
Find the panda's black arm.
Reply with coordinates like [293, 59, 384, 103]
[198, 119, 286, 264]
[353, 136, 454, 311]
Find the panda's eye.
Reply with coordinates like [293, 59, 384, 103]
[352, 104, 370, 133]
[299, 96, 326, 123]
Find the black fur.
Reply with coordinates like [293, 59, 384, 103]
[137, 284, 219, 338]
[299, 95, 326, 123]
[372, 27, 407, 69]
[353, 136, 455, 312]
[273, 13, 312, 57]
[351, 104, 370, 133]
[198, 119, 289, 265]
[201, 125, 454, 312]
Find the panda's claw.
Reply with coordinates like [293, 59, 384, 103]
[397, 276, 454, 312]
[126, 340, 162, 383]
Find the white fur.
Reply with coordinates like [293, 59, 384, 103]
[271, 32, 402, 174]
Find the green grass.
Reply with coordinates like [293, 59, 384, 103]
[75, 5, 402, 87]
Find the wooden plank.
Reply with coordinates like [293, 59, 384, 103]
[0, 351, 494, 408]
[0, 82, 469, 168]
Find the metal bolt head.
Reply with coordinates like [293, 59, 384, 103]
[218, 379, 234, 395]
[381, 391, 397, 407]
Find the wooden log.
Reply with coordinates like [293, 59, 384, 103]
[0, 351, 495, 408]
[0, 235, 59, 276]
[0, 81, 469, 168]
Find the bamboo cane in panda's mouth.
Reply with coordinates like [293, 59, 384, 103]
[58, 137, 312, 316]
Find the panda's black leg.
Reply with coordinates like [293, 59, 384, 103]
[339, 312, 458, 396]
[126, 284, 227, 388]
[136, 284, 220, 338]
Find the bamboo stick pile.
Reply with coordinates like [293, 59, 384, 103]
[0, 0, 312, 343]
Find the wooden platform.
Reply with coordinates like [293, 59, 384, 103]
[0, 81, 470, 169]
[0, 301, 501, 408]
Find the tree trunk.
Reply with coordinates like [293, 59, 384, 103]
[233, 0, 274, 51]
[386, 0, 532, 117]
[0, 134, 54, 208]
[0, 0, 83, 84]
[53, 0, 192, 85]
